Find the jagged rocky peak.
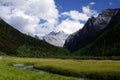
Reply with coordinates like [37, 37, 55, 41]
[34, 35, 39, 39]
[100, 8, 120, 16]
[64, 8, 120, 52]
[94, 8, 120, 28]
[43, 31, 69, 47]
[49, 31, 57, 35]
[49, 31, 65, 35]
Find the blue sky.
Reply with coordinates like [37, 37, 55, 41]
[0, 0, 120, 36]
[55, 0, 120, 13]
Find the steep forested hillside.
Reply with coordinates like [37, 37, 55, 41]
[74, 22, 120, 57]
[0, 19, 68, 57]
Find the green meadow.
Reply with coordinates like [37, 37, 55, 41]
[1, 56, 120, 80]
[0, 56, 77, 80]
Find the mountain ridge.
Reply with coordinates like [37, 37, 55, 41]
[0, 8, 120, 59]
[73, 21, 120, 56]
[64, 8, 120, 52]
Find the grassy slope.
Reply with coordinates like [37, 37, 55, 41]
[2, 56, 120, 80]
[74, 22, 120, 57]
[0, 19, 69, 57]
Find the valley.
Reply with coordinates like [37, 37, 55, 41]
[0, 7, 120, 80]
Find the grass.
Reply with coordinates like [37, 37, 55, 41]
[0, 56, 77, 80]
[34, 59, 120, 80]
[1, 56, 120, 80]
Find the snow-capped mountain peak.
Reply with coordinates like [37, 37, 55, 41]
[43, 31, 69, 47]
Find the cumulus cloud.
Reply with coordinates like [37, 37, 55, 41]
[82, 6, 98, 17]
[109, 2, 113, 5]
[61, 10, 89, 21]
[89, 2, 96, 5]
[0, 0, 98, 36]
[0, 0, 58, 36]
[56, 19, 84, 34]
[58, 4, 98, 34]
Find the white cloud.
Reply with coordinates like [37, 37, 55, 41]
[61, 10, 89, 21]
[82, 6, 98, 17]
[56, 19, 84, 34]
[58, 5, 98, 34]
[0, 0, 98, 36]
[89, 2, 96, 5]
[61, 5, 98, 22]
[0, 0, 58, 36]
[109, 2, 113, 5]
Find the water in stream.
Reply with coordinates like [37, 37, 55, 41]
[13, 63, 46, 74]
[13, 63, 90, 80]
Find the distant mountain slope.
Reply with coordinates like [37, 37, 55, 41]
[43, 31, 69, 47]
[0, 19, 68, 57]
[64, 8, 120, 52]
[74, 21, 120, 56]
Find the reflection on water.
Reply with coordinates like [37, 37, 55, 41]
[13, 63, 46, 74]
[13, 63, 91, 80]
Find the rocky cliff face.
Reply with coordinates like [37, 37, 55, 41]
[64, 8, 120, 52]
[43, 31, 69, 47]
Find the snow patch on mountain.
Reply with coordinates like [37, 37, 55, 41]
[43, 31, 69, 47]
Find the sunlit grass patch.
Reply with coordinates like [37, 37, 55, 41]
[1, 56, 120, 80]
[0, 57, 77, 80]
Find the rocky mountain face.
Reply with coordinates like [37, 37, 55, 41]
[43, 31, 69, 47]
[64, 8, 120, 52]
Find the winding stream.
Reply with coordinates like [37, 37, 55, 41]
[13, 64, 46, 74]
[13, 63, 90, 80]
